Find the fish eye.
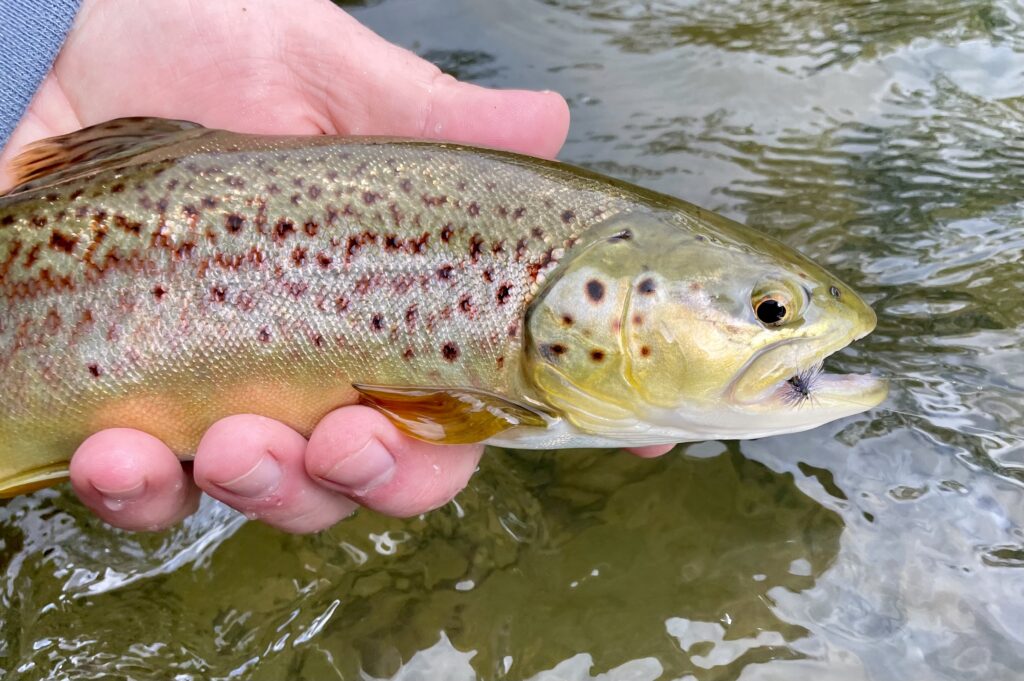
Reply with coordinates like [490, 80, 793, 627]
[754, 295, 789, 326]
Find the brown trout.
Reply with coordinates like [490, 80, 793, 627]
[0, 118, 886, 496]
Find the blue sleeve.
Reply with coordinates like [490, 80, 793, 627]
[0, 0, 83, 152]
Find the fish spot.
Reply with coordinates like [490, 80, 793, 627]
[111, 183, 126, 194]
[0, 215, 13, 226]
[640, 346, 651, 357]
[437, 264, 454, 280]
[440, 224, 454, 242]
[512, 207, 526, 220]
[371, 314, 384, 331]
[422, 194, 447, 207]
[291, 246, 307, 266]
[561, 209, 575, 223]
[225, 214, 245, 233]
[497, 356, 505, 369]
[317, 253, 333, 268]
[403, 347, 415, 360]
[49, 231, 78, 253]
[586, 279, 605, 302]
[531, 227, 545, 240]
[830, 285, 841, 299]
[334, 296, 350, 313]
[308, 185, 322, 200]
[113, 214, 142, 235]
[638, 278, 656, 295]
[259, 327, 272, 343]
[496, 284, 512, 305]
[210, 284, 227, 302]
[274, 219, 296, 241]
[152, 284, 167, 300]
[201, 196, 218, 209]
[459, 296, 474, 314]
[442, 342, 459, 362]
[87, 363, 102, 378]
[590, 349, 605, 362]
[632, 314, 644, 326]
[362, 191, 381, 205]
[31, 215, 47, 227]
[562, 314, 574, 326]
[469, 233, 484, 262]
[467, 202, 480, 217]
[541, 343, 567, 361]
[483, 268, 495, 283]
[304, 221, 319, 237]
[399, 178, 413, 193]
[405, 305, 418, 325]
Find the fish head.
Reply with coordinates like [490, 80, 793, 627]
[522, 210, 887, 444]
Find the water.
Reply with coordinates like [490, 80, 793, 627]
[3, 0, 1024, 678]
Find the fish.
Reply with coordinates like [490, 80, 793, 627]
[0, 117, 887, 496]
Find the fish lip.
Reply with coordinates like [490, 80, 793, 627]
[726, 333, 865, 406]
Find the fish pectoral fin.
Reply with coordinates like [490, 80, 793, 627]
[352, 384, 552, 445]
[0, 462, 70, 498]
[3, 117, 208, 196]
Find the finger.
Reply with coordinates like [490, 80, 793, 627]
[626, 444, 676, 458]
[306, 406, 484, 518]
[192, 414, 357, 533]
[288, 6, 571, 158]
[69, 429, 200, 532]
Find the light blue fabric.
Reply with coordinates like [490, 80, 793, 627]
[0, 0, 82, 152]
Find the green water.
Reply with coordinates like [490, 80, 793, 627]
[3, 0, 1024, 678]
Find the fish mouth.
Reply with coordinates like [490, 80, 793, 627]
[728, 333, 887, 412]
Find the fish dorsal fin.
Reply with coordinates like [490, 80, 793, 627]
[4, 117, 207, 196]
[353, 384, 553, 444]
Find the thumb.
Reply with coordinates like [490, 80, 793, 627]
[287, 3, 570, 158]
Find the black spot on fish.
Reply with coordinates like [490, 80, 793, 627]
[540, 343, 567, 361]
[225, 214, 245, 233]
[87, 363, 102, 378]
[590, 349, 605, 362]
[830, 285, 841, 299]
[371, 314, 384, 331]
[496, 284, 512, 305]
[638, 278, 656, 295]
[586, 279, 605, 302]
[442, 342, 459, 362]
[152, 284, 167, 300]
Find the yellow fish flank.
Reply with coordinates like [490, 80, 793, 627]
[0, 118, 887, 495]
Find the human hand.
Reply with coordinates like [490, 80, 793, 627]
[1, 0, 673, 532]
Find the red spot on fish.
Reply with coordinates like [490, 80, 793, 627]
[467, 202, 480, 217]
[291, 246, 308, 266]
[437, 264, 454, 280]
[440, 224, 454, 242]
[317, 253, 333, 268]
[335, 296, 350, 313]
[152, 284, 167, 300]
[259, 327, 272, 343]
[403, 347, 415, 360]
[469, 233, 484, 263]
[371, 314, 384, 331]
[87, 363, 102, 378]
[496, 284, 512, 305]
[210, 284, 227, 302]
[274, 219, 296, 241]
[442, 342, 459, 362]
[304, 221, 319, 237]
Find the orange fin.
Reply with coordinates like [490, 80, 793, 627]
[4, 117, 207, 196]
[353, 384, 552, 444]
[0, 462, 70, 498]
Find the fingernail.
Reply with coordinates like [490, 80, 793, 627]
[320, 438, 395, 494]
[215, 455, 282, 498]
[93, 479, 146, 512]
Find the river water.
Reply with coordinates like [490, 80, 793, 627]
[2, 0, 1023, 679]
